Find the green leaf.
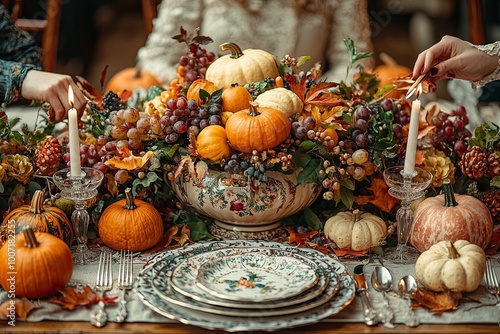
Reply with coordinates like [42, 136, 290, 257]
[131, 172, 159, 195]
[340, 177, 355, 190]
[292, 150, 311, 168]
[297, 56, 312, 67]
[303, 207, 322, 230]
[340, 186, 355, 209]
[185, 218, 213, 241]
[491, 176, 500, 188]
[0, 182, 4, 193]
[296, 158, 321, 186]
[199, 89, 210, 102]
[298, 140, 317, 152]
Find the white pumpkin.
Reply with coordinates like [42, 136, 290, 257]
[415, 240, 486, 292]
[324, 209, 387, 251]
[254, 88, 304, 116]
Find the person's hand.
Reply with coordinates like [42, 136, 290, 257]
[412, 35, 500, 83]
[20, 70, 87, 122]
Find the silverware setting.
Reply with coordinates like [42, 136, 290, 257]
[353, 264, 379, 326]
[484, 258, 500, 326]
[90, 251, 113, 328]
[370, 266, 395, 328]
[116, 250, 134, 323]
[397, 275, 420, 327]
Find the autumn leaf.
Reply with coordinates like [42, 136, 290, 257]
[104, 151, 154, 170]
[286, 227, 317, 247]
[104, 173, 119, 197]
[173, 224, 191, 246]
[485, 226, 500, 255]
[147, 225, 179, 253]
[333, 248, 368, 258]
[354, 176, 396, 213]
[413, 287, 461, 314]
[49, 286, 117, 310]
[0, 298, 39, 320]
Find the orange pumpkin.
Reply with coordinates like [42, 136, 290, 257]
[196, 125, 232, 162]
[98, 188, 164, 251]
[0, 226, 73, 298]
[186, 79, 220, 104]
[1, 190, 73, 246]
[410, 179, 493, 252]
[221, 84, 253, 112]
[105, 67, 161, 94]
[375, 53, 411, 99]
[225, 102, 291, 153]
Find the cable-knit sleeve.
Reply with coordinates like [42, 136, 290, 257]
[471, 41, 500, 89]
[137, 0, 204, 84]
[322, 0, 373, 83]
[0, 5, 42, 103]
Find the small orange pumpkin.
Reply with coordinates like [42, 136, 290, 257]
[0, 226, 73, 298]
[105, 67, 161, 94]
[221, 84, 253, 112]
[186, 79, 220, 104]
[1, 190, 73, 246]
[225, 102, 291, 153]
[375, 53, 411, 99]
[98, 188, 164, 251]
[196, 125, 232, 162]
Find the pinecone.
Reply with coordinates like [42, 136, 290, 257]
[0, 138, 25, 154]
[35, 136, 62, 175]
[458, 146, 488, 180]
[102, 90, 124, 111]
[480, 191, 500, 222]
[486, 151, 500, 178]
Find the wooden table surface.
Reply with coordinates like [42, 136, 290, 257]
[5, 321, 500, 333]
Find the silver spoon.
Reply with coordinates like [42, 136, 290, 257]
[398, 275, 420, 327]
[370, 266, 395, 327]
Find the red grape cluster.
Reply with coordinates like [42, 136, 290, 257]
[178, 46, 216, 84]
[430, 105, 472, 158]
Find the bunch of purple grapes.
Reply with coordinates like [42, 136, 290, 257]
[178, 46, 216, 84]
[224, 153, 269, 183]
[430, 105, 472, 157]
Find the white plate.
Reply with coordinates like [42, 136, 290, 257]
[196, 253, 319, 302]
[171, 247, 325, 308]
[136, 240, 356, 332]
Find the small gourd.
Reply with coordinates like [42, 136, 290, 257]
[196, 125, 232, 162]
[186, 78, 220, 104]
[205, 42, 279, 88]
[98, 188, 164, 251]
[221, 84, 253, 112]
[323, 209, 387, 251]
[0, 226, 73, 298]
[410, 179, 493, 252]
[254, 88, 304, 116]
[225, 102, 291, 153]
[1, 190, 73, 246]
[105, 67, 161, 94]
[375, 53, 411, 99]
[415, 240, 486, 292]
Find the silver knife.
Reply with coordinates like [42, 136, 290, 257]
[353, 264, 379, 326]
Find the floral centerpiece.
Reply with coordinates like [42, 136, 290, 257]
[0, 27, 499, 254]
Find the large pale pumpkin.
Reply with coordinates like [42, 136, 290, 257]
[225, 102, 291, 153]
[0, 226, 73, 298]
[254, 88, 304, 116]
[205, 42, 279, 89]
[410, 179, 493, 252]
[98, 188, 163, 251]
[324, 209, 387, 251]
[1, 190, 73, 246]
[196, 125, 232, 161]
[105, 67, 161, 93]
[415, 240, 486, 292]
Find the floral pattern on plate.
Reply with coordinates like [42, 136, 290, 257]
[196, 253, 319, 302]
[136, 240, 356, 332]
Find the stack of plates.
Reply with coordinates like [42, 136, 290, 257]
[136, 240, 356, 332]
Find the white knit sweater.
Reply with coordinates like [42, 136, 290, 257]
[137, 0, 373, 84]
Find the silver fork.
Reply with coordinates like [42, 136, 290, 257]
[484, 258, 500, 325]
[90, 252, 113, 327]
[116, 250, 133, 323]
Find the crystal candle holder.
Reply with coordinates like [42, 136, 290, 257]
[53, 167, 104, 265]
[383, 166, 432, 264]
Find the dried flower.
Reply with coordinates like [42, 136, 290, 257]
[422, 149, 455, 188]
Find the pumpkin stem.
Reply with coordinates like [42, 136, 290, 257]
[248, 101, 261, 117]
[442, 178, 458, 207]
[447, 240, 460, 259]
[220, 42, 244, 59]
[22, 225, 40, 248]
[379, 52, 398, 68]
[133, 67, 142, 79]
[123, 188, 138, 210]
[30, 190, 46, 215]
[352, 209, 361, 222]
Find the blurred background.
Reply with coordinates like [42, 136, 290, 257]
[6, 0, 500, 104]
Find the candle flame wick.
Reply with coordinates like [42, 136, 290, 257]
[68, 85, 74, 107]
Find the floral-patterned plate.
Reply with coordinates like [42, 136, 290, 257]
[152, 260, 339, 317]
[195, 253, 319, 302]
[170, 247, 325, 308]
[136, 240, 356, 332]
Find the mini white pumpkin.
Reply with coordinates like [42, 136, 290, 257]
[415, 240, 486, 292]
[254, 88, 304, 116]
[323, 209, 387, 251]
